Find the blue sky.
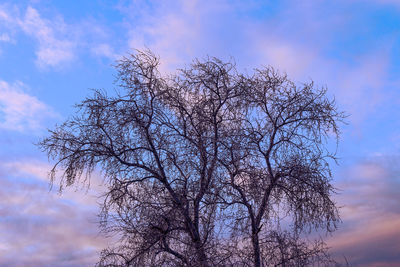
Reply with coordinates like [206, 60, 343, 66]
[0, 0, 400, 266]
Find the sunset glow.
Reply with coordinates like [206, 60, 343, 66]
[1, 1, 400, 266]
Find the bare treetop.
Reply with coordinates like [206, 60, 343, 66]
[39, 50, 346, 267]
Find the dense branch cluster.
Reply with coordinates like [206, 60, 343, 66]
[40, 50, 345, 266]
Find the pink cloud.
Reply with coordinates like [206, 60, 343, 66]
[123, 0, 249, 72]
[0, 159, 110, 266]
[327, 156, 400, 265]
[119, 0, 396, 136]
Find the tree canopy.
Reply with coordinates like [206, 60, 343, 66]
[39, 50, 345, 267]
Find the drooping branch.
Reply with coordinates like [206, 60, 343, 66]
[39, 50, 346, 267]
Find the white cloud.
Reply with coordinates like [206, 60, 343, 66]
[91, 43, 118, 59]
[0, 3, 16, 25]
[0, 33, 11, 42]
[0, 80, 58, 132]
[254, 37, 318, 78]
[0, 4, 18, 53]
[0, 4, 77, 68]
[0, 4, 117, 68]
[18, 6, 75, 68]
[123, 0, 242, 72]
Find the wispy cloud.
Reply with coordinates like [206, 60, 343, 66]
[328, 155, 400, 266]
[0, 159, 109, 266]
[0, 3, 118, 68]
[0, 4, 76, 68]
[0, 80, 58, 132]
[2, 159, 105, 206]
[0, 32, 11, 42]
[0, 1, 399, 266]
[0, 3, 17, 54]
[122, 0, 250, 72]
[122, 0, 395, 133]
[325, 50, 391, 131]
[243, 1, 397, 133]
[18, 6, 76, 68]
[91, 43, 118, 59]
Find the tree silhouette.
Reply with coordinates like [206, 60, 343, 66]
[39, 50, 345, 266]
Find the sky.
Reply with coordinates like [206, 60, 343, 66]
[0, 0, 399, 266]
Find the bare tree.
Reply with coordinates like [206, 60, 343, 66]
[39, 50, 345, 266]
[217, 68, 344, 266]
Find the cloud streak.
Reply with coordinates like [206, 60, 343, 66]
[0, 159, 109, 266]
[0, 80, 58, 132]
[119, 0, 398, 133]
[0, 3, 118, 69]
[328, 156, 400, 266]
[18, 7, 76, 68]
[0, 1, 399, 266]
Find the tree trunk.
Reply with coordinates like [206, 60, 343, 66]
[195, 242, 209, 267]
[252, 227, 261, 267]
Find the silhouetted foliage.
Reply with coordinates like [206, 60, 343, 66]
[39, 50, 345, 266]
